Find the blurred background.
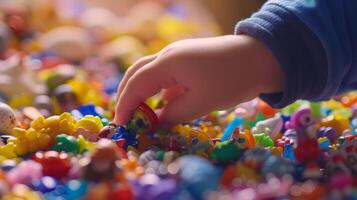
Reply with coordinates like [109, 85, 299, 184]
[0, 0, 265, 111]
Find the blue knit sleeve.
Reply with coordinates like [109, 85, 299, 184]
[235, 0, 357, 108]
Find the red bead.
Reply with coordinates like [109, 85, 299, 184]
[109, 186, 134, 200]
[32, 151, 71, 179]
[294, 139, 321, 162]
[137, 102, 160, 132]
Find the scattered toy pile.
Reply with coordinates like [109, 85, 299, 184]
[0, 1, 356, 200]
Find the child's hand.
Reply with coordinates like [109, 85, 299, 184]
[114, 35, 283, 126]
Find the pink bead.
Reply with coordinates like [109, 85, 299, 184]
[6, 160, 42, 186]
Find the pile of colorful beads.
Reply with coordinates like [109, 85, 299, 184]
[0, 97, 356, 200]
[0, 1, 356, 200]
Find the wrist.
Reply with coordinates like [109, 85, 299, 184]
[237, 34, 284, 94]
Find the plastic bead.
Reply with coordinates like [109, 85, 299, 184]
[31, 176, 57, 193]
[318, 137, 330, 150]
[52, 134, 80, 154]
[64, 180, 88, 199]
[253, 132, 274, 148]
[2, 184, 42, 200]
[211, 140, 245, 163]
[125, 102, 160, 133]
[285, 107, 316, 130]
[1, 159, 17, 171]
[294, 139, 321, 163]
[319, 114, 349, 135]
[132, 174, 175, 200]
[317, 126, 338, 142]
[0, 103, 16, 134]
[221, 117, 243, 142]
[175, 155, 220, 200]
[283, 143, 295, 161]
[83, 139, 120, 182]
[0, 3, 356, 198]
[261, 154, 294, 178]
[6, 160, 42, 186]
[33, 151, 71, 179]
[234, 129, 256, 148]
[252, 114, 283, 139]
[53, 84, 80, 112]
[78, 104, 102, 117]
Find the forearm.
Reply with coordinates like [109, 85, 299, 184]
[235, 0, 357, 107]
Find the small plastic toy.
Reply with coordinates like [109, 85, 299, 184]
[252, 114, 283, 139]
[32, 151, 71, 179]
[319, 114, 349, 135]
[0, 103, 16, 134]
[53, 84, 80, 112]
[175, 155, 220, 200]
[253, 132, 274, 147]
[83, 139, 120, 182]
[125, 102, 160, 133]
[211, 140, 245, 164]
[285, 107, 316, 130]
[52, 134, 80, 154]
[6, 160, 42, 186]
[0, 55, 47, 100]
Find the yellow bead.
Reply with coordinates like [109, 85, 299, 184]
[15, 144, 28, 156]
[0, 144, 17, 159]
[11, 127, 26, 138]
[43, 115, 60, 129]
[31, 116, 45, 131]
[26, 129, 38, 141]
[3, 184, 42, 200]
[37, 133, 50, 149]
[235, 163, 261, 181]
[76, 116, 103, 134]
[78, 135, 95, 153]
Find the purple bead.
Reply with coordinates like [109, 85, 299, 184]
[317, 127, 337, 141]
[133, 174, 177, 200]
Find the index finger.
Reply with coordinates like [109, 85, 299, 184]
[114, 60, 177, 125]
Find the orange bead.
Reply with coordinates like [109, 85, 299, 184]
[236, 129, 256, 148]
[258, 100, 277, 117]
[220, 165, 235, 187]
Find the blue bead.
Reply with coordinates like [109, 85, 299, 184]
[31, 176, 57, 193]
[319, 140, 330, 150]
[261, 155, 294, 177]
[104, 76, 122, 95]
[177, 156, 220, 200]
[222, 117, 243, 142]
[283, 144, 295, 161]
[0, 135, 15, 144]
[64, 180, 88, 199]
[1, 160, 16, 171]
[78, 104, 101, 117]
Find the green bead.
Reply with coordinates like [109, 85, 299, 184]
[210, 140, 245, 164]
[156, 150, 165, 161]
[245, 112, 265, 128]
[101, 118, 109, 126]
[52, 134, 80, 154]
[338, 136, 345, 145]
[310, 102, 321, 117]
[253, 133, 274, 147]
